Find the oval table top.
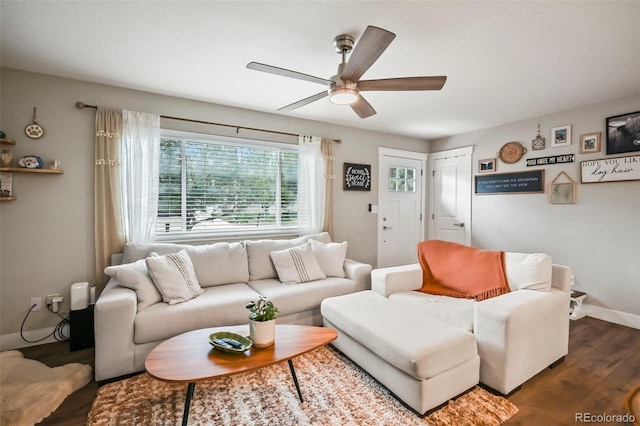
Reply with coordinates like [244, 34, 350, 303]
[145, 324, 337, 383]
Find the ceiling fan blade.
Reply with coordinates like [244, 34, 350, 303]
[341, 26, 396, 82]
[278, 91, 328, 112]
[247, 62, 332, 86]
[350, 95, 377, 119]
[359, 76, 447, 91]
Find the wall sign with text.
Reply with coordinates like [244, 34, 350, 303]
[526, 154, 574, 167]
[580, 155, 640, 183]
[344, 163, 371, 191]
[475, 170, 545, 194]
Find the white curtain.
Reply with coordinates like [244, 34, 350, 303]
[120, 110, 161, 243]
[298, 135, 325, 235]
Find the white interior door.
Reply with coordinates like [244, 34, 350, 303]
[428, 146, 473, 245]
[377, 148, 427, 267]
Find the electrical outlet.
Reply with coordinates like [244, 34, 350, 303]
[30, 297, 42, 311]
[46, 294, 61, 305]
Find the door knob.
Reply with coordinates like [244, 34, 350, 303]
[453, 222, 465, 227]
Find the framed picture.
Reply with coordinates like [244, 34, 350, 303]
[579, 132, 601, 154]
[478, 158, 496, 173]
[343, 163, 371, 191]
[551, 125, 572, 147]
[549, 171, 576, 204]
[606, 111, 640, 155]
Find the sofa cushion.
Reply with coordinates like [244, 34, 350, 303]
[245, 232, 332, 281]
[388, 291, 475, 332]
[321, 291, 477, 381]
[122, 242, 189, 264]
[270, 242, 326, 284]
[104, 259, 161, 311]
[310, 240, 347, 278]
[146, 250, 204, 305]
[504, 252, 552, 291]
[184, 242, 249, 287]
[134, 283, 260, 344]
[248, 277, 355, 317]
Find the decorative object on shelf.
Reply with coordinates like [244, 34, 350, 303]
[497, 141, 527, 164]
[0, 172, 12, 197]
[606, 111, 640, 155]
[475, 170, 545, 195]
[49, 159, 61, 170]
[0, 131, 5, 138]
[525, 154, 574, 167]
[580, 154, 640, 183]
[24, 107, 45, 139]
[550, 125, 571, 147]
[532, 124, 546, 151]
[478, 158, 496, 173]
[1, 149, 13, 167]
[18, 155, 44, 169]
[549, 171, 577, 204]
[246, 296, 278, 348]
[579, 132, 602, 154]
[344, 163, 371, 191]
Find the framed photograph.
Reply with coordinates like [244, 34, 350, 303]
[551, 125, 572, 148]
[478, 158, 496, 173]
[606, 111, 640, 155]
[549, 171, 576, 204]
[579, 132, 601, 154]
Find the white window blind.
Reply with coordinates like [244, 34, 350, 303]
[157, 133, 298, 240]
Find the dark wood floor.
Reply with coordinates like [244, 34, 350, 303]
[18, 316, 640, 425]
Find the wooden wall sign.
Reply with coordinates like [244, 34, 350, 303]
[525, 154, 574, 167]
[475, 170, 545, 194]
[580, 155, 640, 183]
[344, 163, 371, 191]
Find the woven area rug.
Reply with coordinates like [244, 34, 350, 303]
[0, 350, 93, 426]
[88, 346, 517, 425]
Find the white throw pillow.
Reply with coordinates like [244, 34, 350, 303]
[504, 252, 552, 291]
[104, 259, 161, 311]
[146, 250, 204, 304]
[270, 242, 326, 284]
[310, 240, 347, 278]
[185, 242, 249, 287]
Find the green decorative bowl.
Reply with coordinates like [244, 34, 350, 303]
[208, 331, 252, 353]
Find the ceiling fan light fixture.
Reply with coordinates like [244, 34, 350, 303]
[329, 83, 359, 105]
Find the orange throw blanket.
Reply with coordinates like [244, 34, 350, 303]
[417, 240, 510, 301]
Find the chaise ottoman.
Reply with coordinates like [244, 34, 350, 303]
[321, 290, 479, 415]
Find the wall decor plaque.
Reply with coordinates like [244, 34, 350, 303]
[498, 141, 527, 164]
[525, 154, 574, 167]
[475, 170, 545, 194]
[344, 162, 371, 191]
[580, 155, 640, 183]
[532, 124, 546, 151]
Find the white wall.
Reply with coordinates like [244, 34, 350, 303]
[430, 93, 640, 328]
[0, 68, 429, 348]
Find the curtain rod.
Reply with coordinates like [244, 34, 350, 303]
[75, 102, 341, 143]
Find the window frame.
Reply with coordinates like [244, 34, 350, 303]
[155, 129, 300, 243]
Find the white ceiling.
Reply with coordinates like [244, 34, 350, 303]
[1, 1, 639, 140]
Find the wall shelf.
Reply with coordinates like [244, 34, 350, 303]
[0, 138, 17, 145]
[0, 167, 63, 174]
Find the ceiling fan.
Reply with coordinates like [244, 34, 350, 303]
[246, 25, 447, 119]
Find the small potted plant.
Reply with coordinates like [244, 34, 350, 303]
[246, 297, 278, 348]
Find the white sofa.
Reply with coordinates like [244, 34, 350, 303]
[369, 256, 572, 395]
[94, 232, 371, 381]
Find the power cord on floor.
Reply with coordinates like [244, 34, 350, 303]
[20, 303, 70, 343]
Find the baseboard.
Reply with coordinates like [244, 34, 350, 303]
[583, 303, 640, 330]
[0, 324, 69, 351]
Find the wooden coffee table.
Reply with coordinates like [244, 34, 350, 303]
[145, 324, 337, 425]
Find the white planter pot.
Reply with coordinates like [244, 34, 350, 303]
[249, 319, 275, 348]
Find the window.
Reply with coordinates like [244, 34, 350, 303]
[157, 132, 298, 240]
[388, 166, 416, 192]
